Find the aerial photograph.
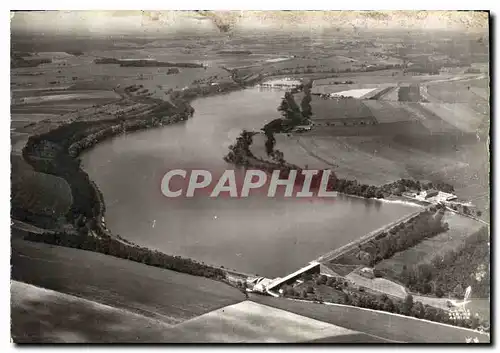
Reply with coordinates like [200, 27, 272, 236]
[10, 10, 490, 343]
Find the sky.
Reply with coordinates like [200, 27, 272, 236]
[11, 11, 489, 36]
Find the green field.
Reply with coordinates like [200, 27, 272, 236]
[11, 284, 386, 343]
[12, 238, 245, 325]
[308, 96, 374, 121]
[11, 281, 175, 343]
[363, 100, 417, 123]
[11, 155, 73, 224]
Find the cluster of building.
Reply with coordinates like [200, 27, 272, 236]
[258, 78, 302, 88]
[403, 189, 458, 204]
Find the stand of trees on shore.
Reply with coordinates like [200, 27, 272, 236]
[94, 57, 203, 68]
[378, 226, 490, 299]
[378, 178, 454, 196]
[24, 231, 226, 280]
[223, 130, 256, 166]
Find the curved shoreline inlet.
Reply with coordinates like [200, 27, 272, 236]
[81, 87, 420, 278]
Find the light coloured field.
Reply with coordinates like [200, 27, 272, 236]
[375, 212, 484, 277]
[15, 91, 120, 104]
[311, 83, 390, 96]
[277, 135, 413, 185]
[11, 132, 31, 154]
[399, 102, 459, 134]
[426, 79, 489, 119]
[420, 103, 487, 134]
[330, 88, 377, 98]
[171, 300, 359, 343]
[379, 86, 399, 102]
[346, 272, 408, 299]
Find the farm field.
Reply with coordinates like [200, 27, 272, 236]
[168, 301, 364, 343]
[399, 102, 460, 134]
[310, 83, 392, 96]
[12, 283, 386, 343]
[11, 281, 175, 343]
[250, 295, 490, 343]
[11, 52, 234, 102]
[309, 96, 373, 121]
[11, 166, 73, 222]
[11, 25, 490, 342]
[273, 134, 414, 185]
[425, 78, 489, 116]
[398, 84, 421, 102]
[345, 272, 408, 299]
[379, 86, 400, 101]
[11, 238, 245, 325]
[374, 212, 484, 279]
[363, 100, 417, 123]
[254, 93, 488, 215]
[420, 102, 486, 134]
[325, 264, 360, 276]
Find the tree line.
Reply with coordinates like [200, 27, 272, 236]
[24, 231, 226, 280]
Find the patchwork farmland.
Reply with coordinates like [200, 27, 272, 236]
[11, 12, 489, 343]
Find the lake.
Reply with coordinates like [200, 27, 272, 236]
[82, 88, 419, 278]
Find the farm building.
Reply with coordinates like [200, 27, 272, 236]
[414, 190, 458, 203]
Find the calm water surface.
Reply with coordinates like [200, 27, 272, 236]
[82, 88, 418, 277]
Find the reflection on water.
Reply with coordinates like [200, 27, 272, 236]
[82, 88, 418, 277]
